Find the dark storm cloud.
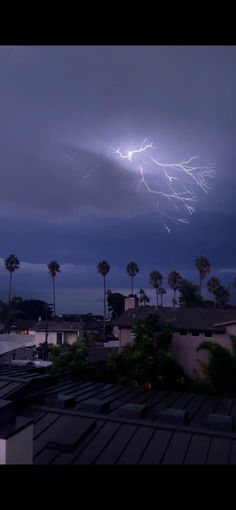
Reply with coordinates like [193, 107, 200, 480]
[0, 46, 236, 311]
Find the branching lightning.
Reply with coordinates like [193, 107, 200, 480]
[111, 138, 214, 233]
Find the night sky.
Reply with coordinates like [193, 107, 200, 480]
[0, 45, 235, 312]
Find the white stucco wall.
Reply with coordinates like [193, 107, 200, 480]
[0, 424, 33, 464]
[32, 331, 58, 345]
[64, 332, 78, 345]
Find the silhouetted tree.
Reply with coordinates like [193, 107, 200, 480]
[195, 256, 211, 297]
[48, 260, 60, 317]
[97, 260, 110, 339]
[138, 288, 150, 306]
[158, 287, 166, 307]
[149, 270, 163, 307]
[168, 271, 182, 307]
[5, 254, 20, 304]
[107, 292, 125, 319]
[126, 262, 139, 295]
[179, 279, 203, 308]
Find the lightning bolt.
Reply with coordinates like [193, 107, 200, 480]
[111, 139, 214, 233]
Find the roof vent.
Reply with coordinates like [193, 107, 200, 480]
[158, 408, 189, 425]
[80, 398, 110, 414]
[205, 413, 233, 431]
[118, 403, 149, 419]
[44, 393, 75, 409]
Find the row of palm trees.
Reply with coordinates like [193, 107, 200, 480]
[2, 254, 234, 331]
[3, 255, 60, 317]
[97, 256, 234, 314]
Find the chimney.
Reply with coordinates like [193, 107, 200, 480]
[0, 400, 34, 464]
[124, 294, 139, 312]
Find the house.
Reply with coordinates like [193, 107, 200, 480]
[0, 333, 35, 364]
[114, 302, 236, 379]
[29, 320, 84, 346]
[8, 319, 36, 335]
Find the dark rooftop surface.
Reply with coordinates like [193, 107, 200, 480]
[15, 379, 236, 464]
[2, 363, 236, 464]
[114, 306, 236, 331]
[31, 321, 84, 332]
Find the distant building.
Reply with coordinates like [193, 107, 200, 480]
[114, 305, 236, 379]
[29, 321, 84, 346]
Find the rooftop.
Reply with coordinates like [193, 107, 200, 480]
[18, 380, 236, 464]
[31, 321, 84, 332]
[114, 306, 236, 331]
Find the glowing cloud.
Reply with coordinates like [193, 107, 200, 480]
[111, 138, 214, 233]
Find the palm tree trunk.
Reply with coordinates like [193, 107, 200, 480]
[8, 272, 12, 304]
[156, 289, 159, 307]
[131, 276, 134, 295]
[160, 293, 163, 307]
[173, 289, 176, 307]
[53, 276, 56, 317]
[103, 275, 106, 340]
[199, 275, 202, 297]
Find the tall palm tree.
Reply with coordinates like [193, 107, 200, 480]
[47, 260, 60, 317]
[207, 277, 221, 307]
[195, 256, 211, 297]
[97, 260, 110, 340]
[126, 261, 139, 295]
[158, 287, 166, 307]
[149, 270, 163, 307]
[168, 270, 182, 308]
[5, 254, 20, 304]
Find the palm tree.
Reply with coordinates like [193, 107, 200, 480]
[207, 277, 229, 307]
[126, 261, 139, 295]
[138, 288, 150, 306]
[149, 270, 163, 307]
[168, 271, 182, 308]
[97, 260, 110, 340]
[195, 256, 211, 297]
[47, 260, 60, 317]
[5, 254, 20, 304]
[158, 287, 166, 307]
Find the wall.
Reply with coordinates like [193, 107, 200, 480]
[170, 332, 233, 379]
[119, 328, 132, 348]
[124, 297, 138, 312]
[64, 332, 77, 345]
[119, 325, 236, 380]
[33, 331, 58, 345]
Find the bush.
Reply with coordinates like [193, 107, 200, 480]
[197, 336, 236, 396]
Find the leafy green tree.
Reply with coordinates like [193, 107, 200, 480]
[5, 254, 20, 303]
[195, 256, 211, 297]
[48, 260, 60, 317]
[197, 336, 236, 395]
[179, 279, 203, 308]
[97, 260, 110, 339]
[168, 271, 182, 307]
[49, 344, 89, 378]
[149, 270, 163, 307]
[126, 261, 139, 295]
[111, 314, 184, 387]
